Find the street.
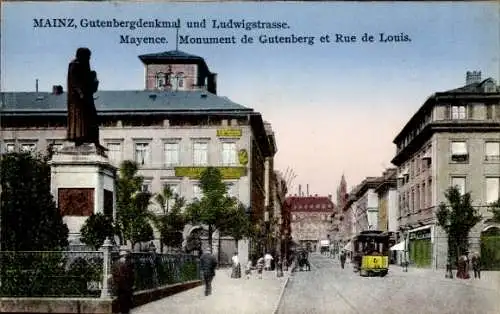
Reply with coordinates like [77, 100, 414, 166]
[277, 253, 500, 314]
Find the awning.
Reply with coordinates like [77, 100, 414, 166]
[343, 241, 353, 251]
[390, 240, 406, 251]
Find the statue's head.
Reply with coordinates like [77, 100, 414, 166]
[75, 47, 91, 62]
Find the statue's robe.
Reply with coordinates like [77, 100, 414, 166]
[66, 59, 99, 145]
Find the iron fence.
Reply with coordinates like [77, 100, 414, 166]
[0, 250, 104, 297]
[0, 249, 201, 297]
[127, 252, 200, 291]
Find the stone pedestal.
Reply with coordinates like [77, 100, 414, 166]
[49, 142, 117, 244]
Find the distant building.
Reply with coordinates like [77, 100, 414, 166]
[286, 195, 335, 252]
[391, 71, 500, 269]
[374, 168, 398, 263]
[0, 50, 277, 266]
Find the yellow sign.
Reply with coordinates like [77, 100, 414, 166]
[216, 128, 242, 138]
[238, 149, 249, 166]
[174, 167, 247, 179]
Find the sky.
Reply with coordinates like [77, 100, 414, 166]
[1, 1, 499, 198]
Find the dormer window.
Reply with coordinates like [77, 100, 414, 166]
[172, 72, 185, 90]
[155, 72, 167, 89]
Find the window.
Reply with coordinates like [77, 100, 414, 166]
[49, 143, 63, 153]
[415, 185, 420, 211]
[155, 72, 168, 89]
[428, 178, 432, 207]
[163, 182, 180, 197]
[486, 104, 493, 120]
[451, 105, 466, 119]
[451, 141, 468, 162]
[451, 177, 466, 195]
[225, 182, 237, 198]
[193, 142, 208, 165]
[141, 181, 152, 192]
[106, 143, 122, 165]
[5, 143, 16, 152]
[172, 72, 185, 90]
[192, 184, 202, 200]
[485, 142, 500, 161]
[486, 177, 500, 204]
[20, 143, 36, 153]
[221, 142, 237, 165]
[164, 142, 180, 166]
[135, 142, 151, 166]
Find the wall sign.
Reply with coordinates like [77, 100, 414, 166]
[238, 149, 249, 166]
[174, 166, 247, 179]
[409, 228, 431, 240]
[217, 128, 242, 138]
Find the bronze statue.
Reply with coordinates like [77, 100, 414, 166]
[67, 47, 100, 147]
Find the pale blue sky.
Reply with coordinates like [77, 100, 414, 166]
[1, 1, 499, 197]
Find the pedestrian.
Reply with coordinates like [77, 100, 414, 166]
[257, 256, 265, 279]
[264, 252, 273, 271]
[245, 260, 253, 279]
[340, 250, 347, 269]
[112, 248, 135, 314]
[231, 252, 241, 278]
[471, 252, 481, 279]
[276, 256, 284, 277]
[200, 247, 218, 296]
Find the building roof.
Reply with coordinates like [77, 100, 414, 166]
[393, 77, 499, 144]
[138, 50, 211, 73]
[285, 196, 335, 212]
[0, 90, 252, 116]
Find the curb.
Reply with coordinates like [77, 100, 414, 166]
[272, 263, 295, 314]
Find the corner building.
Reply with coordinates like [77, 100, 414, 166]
[0, 50, 276, 267]
[391, 72, 500, 269]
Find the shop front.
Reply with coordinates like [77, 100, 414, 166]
[408, 226, 432, 268]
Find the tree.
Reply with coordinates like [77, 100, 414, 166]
[436, 186, 482, 266]
[160, 194, 187, 251]
[184, 167, 235, 253]
[489, 199, 500, 223]
[153, 184, 176, 252]
[115, 160, 154, 250]
[1, 152, 69, 251]
[220, 202, 252, 250]
[80, 213, 114, 250]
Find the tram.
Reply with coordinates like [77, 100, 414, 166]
[352, 230, 390, 277]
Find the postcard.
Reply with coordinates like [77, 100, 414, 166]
[0, 1, 499, 314]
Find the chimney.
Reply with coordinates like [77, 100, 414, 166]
[298, 184, 302, 197]
[52, 85, 63, 95]
[466, 71, 482, 85]
[306, 184, 309, 196]
[207, 72, 217, 95]
[35, 79, 39, 92]
[328, 194, 332, 201]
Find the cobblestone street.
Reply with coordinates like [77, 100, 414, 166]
[277, 253, 500, 314]
[132, 267, 289, 314]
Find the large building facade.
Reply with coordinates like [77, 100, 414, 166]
[0, 50, 277, 265]
[287, 195, 335, 252]
[391, 71, 500, 269]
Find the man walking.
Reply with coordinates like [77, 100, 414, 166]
[471, 252, 481, 279]
[200, 247, 218, 296]
[112, 249, 135, 314]
[340, 250, 347, 269]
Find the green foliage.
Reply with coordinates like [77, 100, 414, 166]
[115, 160, 154, 248]
[436, 186, 482, 263]
[160, 194, 187, 250]
[489, 199, 500, 223]
[184, 167, 238, 252]
[179, 261, 199, 281]
[220, 202, 252, 242]
[0, 152, 69, 251]
[80, 213, 114, 250]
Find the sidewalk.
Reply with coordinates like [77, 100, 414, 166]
[389, 265, 500, 291]
[132, 267, 290, 314]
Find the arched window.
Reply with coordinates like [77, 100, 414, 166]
[172, 72, 185, 90]
[155, 72, 167, 89]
